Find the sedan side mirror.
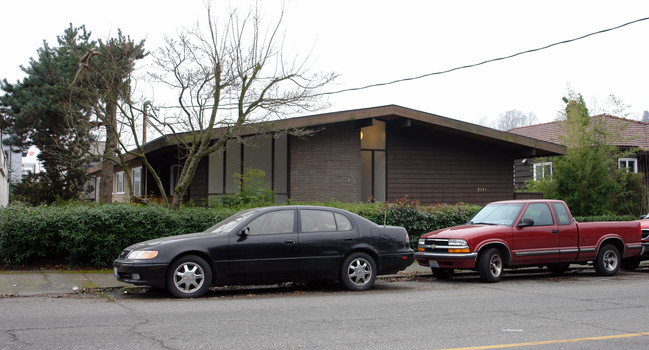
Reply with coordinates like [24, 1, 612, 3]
[517, 217, 534, 228]
[238, 227, 250, 237]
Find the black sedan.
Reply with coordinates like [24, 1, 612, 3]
[113, 206, 414, 298]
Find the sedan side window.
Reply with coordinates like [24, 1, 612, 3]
[247, 210, 295, 235]
[300, 210, 340, 232]
[521, 203, 554, 226]
[334, 213, 353, 231]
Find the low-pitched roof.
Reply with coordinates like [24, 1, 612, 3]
[141, 105, 566, 158]
[509, 114, 649, 151]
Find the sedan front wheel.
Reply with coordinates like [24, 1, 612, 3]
[340, 252, 377, 291]
[167, 255, 213, 298]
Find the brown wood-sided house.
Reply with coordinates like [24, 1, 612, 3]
[509, 114, 649, 189]
[88, 105, 565, 206]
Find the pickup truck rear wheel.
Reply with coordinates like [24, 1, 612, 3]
[478, 248, 503, 282]
[594, 244, 620, 276]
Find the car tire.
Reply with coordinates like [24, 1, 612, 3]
[594, 244, 620, 276]
[621, 257, 640, 271]
[167, 255, 213, 298]
[432, 268, 454, 279]
[340, 252, 377, 291]
[478, 248, 503, 283]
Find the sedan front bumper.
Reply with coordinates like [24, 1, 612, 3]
[113, 259, 168, 288]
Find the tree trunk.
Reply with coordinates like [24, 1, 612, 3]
[170, 150, 203, 209]
[98, 103, 118, 203]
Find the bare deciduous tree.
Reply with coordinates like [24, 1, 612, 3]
[149, 4, 337, 209]
[495, 109, 538, 130]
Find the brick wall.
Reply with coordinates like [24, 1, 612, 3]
[289, 122, 361, 202]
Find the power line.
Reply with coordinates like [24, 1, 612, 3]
[318, 16, 649, 96]
[155, 16, 649, 110]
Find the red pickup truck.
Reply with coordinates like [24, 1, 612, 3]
[414, 199, 642, 282]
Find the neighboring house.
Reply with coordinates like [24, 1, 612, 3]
[82, 141, 107, 202]
[509, 114, 649, 188]
[0, 133, 25, 183]
[90, 105, 565, 206]
[0, 140, 8, 207]
[21, 145, 42, 177]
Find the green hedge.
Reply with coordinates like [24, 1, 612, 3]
[574, 215, 637, 222]
[0, 203, 237, 268]
[0, 201, 480, 268]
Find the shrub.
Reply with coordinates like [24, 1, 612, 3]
[0, 200, 479, 268]
[0, 203, 237, 268]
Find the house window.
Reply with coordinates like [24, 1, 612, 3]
[533, 162, 552, 181]
[361, 120, 386, 202]
[115, 172, 125, 194]
[132, 167, 142, 197]
[96, 177, 101, 202]
[618, 158, 638, 173]
[170, 165, 180, 193]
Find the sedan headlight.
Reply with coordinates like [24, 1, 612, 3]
[126, 250, 159, 260]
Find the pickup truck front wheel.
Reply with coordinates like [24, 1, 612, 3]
[594, 244, 620, 276]
[478, 248, 503, 282]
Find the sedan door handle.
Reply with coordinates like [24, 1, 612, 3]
[552, 230, 559, 234]
[345, 238, 354, 242]
[285, 240, 296, 244]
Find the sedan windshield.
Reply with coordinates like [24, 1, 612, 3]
[468, 203, 524, 227]
[204, 209, 258, 234]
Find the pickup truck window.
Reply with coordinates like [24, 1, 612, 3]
[521, 203, 554, 226]
[551, 202, 572, 225]
[469, 203, 524, 226]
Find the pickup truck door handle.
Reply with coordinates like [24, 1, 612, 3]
[552, 230, 559, 234]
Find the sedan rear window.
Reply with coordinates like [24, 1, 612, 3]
[301, 210, 353, 232]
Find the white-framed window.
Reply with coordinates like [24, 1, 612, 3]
[132, 167, 142, 197]
[533, 162, 552, 181]
[618, 158, 638, 173]
[115, 171, 125, 194]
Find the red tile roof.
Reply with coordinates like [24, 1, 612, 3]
[508, 115, 649, 151]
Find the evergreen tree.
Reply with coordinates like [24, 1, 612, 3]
[0, 25, 97, 202]
[526, 91, 643, 216]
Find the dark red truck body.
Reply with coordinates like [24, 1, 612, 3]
[414, 199, 642, 282]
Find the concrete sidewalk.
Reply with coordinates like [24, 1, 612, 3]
[0, 262, 431, 297]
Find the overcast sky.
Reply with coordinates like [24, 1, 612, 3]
[2, 0, 649, 126]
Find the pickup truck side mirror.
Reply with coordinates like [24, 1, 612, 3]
[517, 217, 534, 228]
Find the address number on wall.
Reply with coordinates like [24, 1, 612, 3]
[477, 187, 487, 192]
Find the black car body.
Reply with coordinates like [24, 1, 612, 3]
[113, 206, 414, 297]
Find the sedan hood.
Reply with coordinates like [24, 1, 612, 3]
[421, 224, 506, 239]
[127, 231, 213, 250]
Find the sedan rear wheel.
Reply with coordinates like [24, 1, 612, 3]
[340, 252, 377, 291]
[167, 255, 212, 298]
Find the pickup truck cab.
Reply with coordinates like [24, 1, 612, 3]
[415, 199, 642, 282]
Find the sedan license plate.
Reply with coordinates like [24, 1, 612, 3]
[429, 260, 439, 268]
